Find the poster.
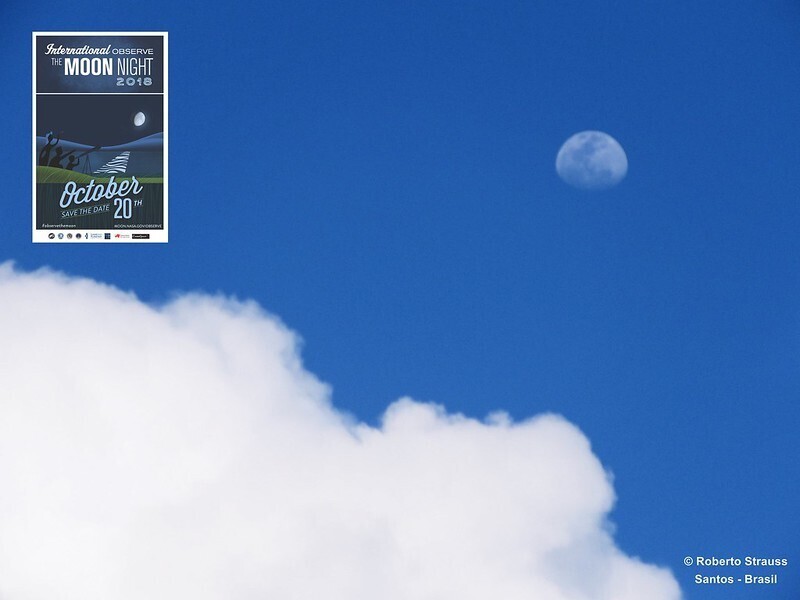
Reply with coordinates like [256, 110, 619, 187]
[32, 32, 168, 243]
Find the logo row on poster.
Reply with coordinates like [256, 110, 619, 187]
[46, 232, 151, 240]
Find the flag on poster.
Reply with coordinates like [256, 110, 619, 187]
[32, 32, 168, 243]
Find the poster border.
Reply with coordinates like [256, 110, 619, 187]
[31, 31, 169, 243]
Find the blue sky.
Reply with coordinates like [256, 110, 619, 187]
[3, 1, 800, 596]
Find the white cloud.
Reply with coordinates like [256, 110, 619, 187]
[0, 263, 680, 599]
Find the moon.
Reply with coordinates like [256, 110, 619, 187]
[133, 112, 146, 127]
[556, 131, 628, 190]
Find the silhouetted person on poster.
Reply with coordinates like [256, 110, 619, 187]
[65, 155, 80, 171]
[38, 131, 60, 166]
[48, 147, 66, 168]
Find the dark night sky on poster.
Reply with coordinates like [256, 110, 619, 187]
[37, 94, 163, 146]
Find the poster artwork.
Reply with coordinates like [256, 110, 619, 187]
[32, 32, 168, 243]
